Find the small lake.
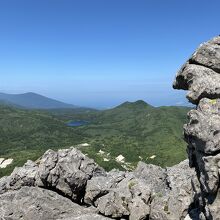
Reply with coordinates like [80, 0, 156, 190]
[67, 120, 89, 127]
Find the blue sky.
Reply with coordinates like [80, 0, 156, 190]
[0, 0, 219, 108]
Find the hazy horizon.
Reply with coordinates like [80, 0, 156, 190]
[0, 91, 191, 109]
[0, 0, 219, 108]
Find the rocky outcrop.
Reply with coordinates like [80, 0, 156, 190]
[0, 186, 110, 220]
[174, 35, 220, 219]
[0, 148, 105, 202]
[84, 160, 198, 220]
[173, 36, 220, 104]
[0, 147, 197, 220]
[84, 170, 151, 219]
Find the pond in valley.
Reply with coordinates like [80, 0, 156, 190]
[66, 120, 89, 127]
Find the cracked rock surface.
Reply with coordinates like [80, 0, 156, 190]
[174, 35, 220, 219]
[0, 186, 110, 220]
[0, 148, 105, 202]
[0, 147, 196, 220]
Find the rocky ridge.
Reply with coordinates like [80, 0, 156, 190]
[0, 147, 197, 220]
[174, 35, 220, 219]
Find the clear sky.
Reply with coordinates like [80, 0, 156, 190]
[0, 0, 219, 108]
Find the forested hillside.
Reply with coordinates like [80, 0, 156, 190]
[0, 101, 191, 177]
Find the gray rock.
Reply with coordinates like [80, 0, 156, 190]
[173, 63, 220, 104]
[84, 160, 196, 220]
[0, 148, 105, 203]
[133, 161, 167, 193]
[85, 170, 150, 219]
[173, 36, 220, 104]
[190, 37, 220, 73]
[149, 160, 198, 220]
[0, 160, 38, 194]
[0, 148, 197, 220]
[0, 186, 110, 220]
[183, 98, 220, 219]
[84, 170, 126, 205]
[35, 148, 105, 202]
[185, 98, 220, 154]
[173, 35, 220, 219]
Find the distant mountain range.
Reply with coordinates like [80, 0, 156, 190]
[0, 92, 79, 109]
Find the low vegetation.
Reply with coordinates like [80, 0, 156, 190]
[0, 101, 191, 177]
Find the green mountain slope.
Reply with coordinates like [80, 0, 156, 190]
[0, 100, 191, 177]
[71, 101, 190, 169]
[0, 105, 84, 177]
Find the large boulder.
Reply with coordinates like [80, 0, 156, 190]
[35, 148, 105, 202]
[133, 162, 167, 193]
[0, 160, 38, 194]
[0, 148, 105, 203]
[173, 36, 220, 104]
[174, 35, 220, 219]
